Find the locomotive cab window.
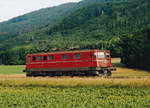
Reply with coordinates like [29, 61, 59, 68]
[43, 56, 47, 60]
[74, 53, 80, 59]
[62, 54, 67, 60]
[37, 56, 42, 61]
[106, 53, 110, 59]
[32, 56, 36, 61]
[48, 55, 54, 60]
[97, 52, 105, 59]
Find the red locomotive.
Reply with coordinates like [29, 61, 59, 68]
[24, 50, 116, 77]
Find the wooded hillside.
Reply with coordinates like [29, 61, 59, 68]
[0, 0, 150, 69]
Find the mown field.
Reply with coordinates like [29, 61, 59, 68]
[0, 58, 150, 108]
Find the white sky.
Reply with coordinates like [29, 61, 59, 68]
[0, 0, 81, 22]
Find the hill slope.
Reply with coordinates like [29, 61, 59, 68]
[48, 0, 150, 39]
[0, 0, 150, 65]
[0, 0, 118, 33]
[0, 0, 125, 51]
[26, 0, 150, 49]
[1, 0, 150, 49]
[0, 3, 77, 32]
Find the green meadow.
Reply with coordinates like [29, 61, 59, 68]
[0, 65, 25, 75]
[0, 87, 150, 108]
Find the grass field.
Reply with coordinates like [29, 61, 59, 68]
[0, 87, 150, 108]
[0, 58, 150, 107]
[0, 65, 25, 75]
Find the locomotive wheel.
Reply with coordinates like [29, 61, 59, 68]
[107, 71, 112, 76]
[26, 73, 41, 77]
[103, 70, 112, 77]
[26, 73, 32, 77]
[95, 71, 102, 76]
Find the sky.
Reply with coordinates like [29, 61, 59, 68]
[0, 0, 81, 22]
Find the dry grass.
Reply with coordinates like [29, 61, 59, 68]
[111, 58, 121, 63]
[0, 77, 149, 88]
[112, 67, 150, 78]
[111, 58, 125, 67]
[0, 74, 25, 78]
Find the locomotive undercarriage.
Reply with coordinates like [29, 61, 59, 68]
[25, 67, 114, 77]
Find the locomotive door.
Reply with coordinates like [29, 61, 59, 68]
[95, 51, 103, 67]
[94, 51, 99, 67]
[90, 52, 93, 67]
[37, 56, 43, 72]
[96, 51, 106, 67]
[27, 56, 31, 69]
[74, 53, 80, 72]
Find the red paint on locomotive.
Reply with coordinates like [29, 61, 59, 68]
[24, 50, 116, 76]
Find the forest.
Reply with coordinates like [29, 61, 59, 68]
[0, 0, 150, 70]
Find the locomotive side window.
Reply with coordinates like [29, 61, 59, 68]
[74, 53, 80, 59]
[90, 53, 92, 59]
[37, 56, 42, 61]
[48, 55, 54, 60]
[43, 56, 47, 60]
[62, 54, 67, 60]
[32, 56, 36, 61]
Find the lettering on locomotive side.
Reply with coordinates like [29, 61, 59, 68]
[24, 50, 116, 77]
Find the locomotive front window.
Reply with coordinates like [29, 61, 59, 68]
[32, 56, 36, 61]
[43, 56, 47, 60]
[62, 54, 67, 60]
[97, 52, 104, 58]
[74, 53, 80, 59]
[37, 56, 42, 61]
[106, 53, 110, 58]
[48, 55, 54, 60]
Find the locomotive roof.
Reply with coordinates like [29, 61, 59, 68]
[27, 49, 110, 56]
